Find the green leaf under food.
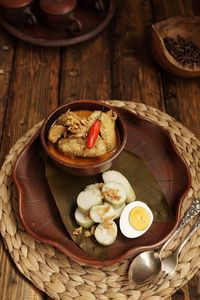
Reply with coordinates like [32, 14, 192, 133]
[42, 150, 174, 260]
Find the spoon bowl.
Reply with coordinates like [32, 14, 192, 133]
[128, 250, 161, 285]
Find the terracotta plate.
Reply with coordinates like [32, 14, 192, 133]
[13, 107, 191, 266]
[0, 0, 115, 47]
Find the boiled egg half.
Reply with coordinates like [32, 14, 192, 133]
[119, 201, 153, 238]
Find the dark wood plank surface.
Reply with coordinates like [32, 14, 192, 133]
[0, 1, 200, 299]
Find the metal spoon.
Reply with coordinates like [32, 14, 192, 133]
[128, 199, 200, 286]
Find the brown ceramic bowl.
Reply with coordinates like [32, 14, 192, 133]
[39, 0, 82, 35]
[151, 16, 200, 78]
[40, 100, 127, 176]
[0, 0, 37, 26]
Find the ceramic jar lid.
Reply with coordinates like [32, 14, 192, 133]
[0, 0, 33, 8]
[39, 0, 77, 15]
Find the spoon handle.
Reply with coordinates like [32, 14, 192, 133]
[174, 214, 200, 259]
[160, 199, 200, 254]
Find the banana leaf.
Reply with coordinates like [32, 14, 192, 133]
[42, 150, 174, 260]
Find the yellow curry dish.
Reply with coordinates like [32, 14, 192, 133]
[47, 109, 118, 165]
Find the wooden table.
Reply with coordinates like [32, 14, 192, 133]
[0, 1, 200, 299]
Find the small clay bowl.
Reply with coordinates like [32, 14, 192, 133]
[0, 0, 37, 26]
[39, 0, 82, 35]
[151, 16, 200, 78]
[40, 100, 127, 176]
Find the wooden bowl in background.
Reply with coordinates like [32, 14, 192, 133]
[151, 16, 200, 78]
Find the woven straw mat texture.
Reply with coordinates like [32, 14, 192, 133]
[0, 100, 200, 300]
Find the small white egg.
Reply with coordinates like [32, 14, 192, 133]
[119, 201, 153, 238]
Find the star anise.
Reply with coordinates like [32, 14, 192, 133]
[164, 35, 200, 68]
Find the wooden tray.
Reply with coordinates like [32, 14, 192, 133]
[13, 107, 190, 266]
[0, 0, 115, 47]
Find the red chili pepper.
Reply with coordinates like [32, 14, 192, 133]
[87, 119, 101, 149]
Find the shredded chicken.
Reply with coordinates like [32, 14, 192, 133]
[57, 136, 107, 157]
[48, 124, 66, 144]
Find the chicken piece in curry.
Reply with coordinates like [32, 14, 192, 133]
[47, 110, 117, 158]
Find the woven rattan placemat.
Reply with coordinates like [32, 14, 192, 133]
[0, 100, 200, 300]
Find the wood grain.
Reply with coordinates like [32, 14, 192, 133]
[0, 27, 14, 150]
[0, 43, 60, 164]
[111, 0, 165, 110]
[0, 0, 200, 299]
[0, 40, 60, 300]
[59, 32, 111, 103]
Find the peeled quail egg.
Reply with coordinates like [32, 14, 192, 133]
[119, 201, 153, 238]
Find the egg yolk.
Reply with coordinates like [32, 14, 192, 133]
[129, 207, 151, 231]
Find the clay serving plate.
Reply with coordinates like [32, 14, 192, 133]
[0, 0, 115, 47]
[13, 107, 191, 266]
[152, 16, 200, 77]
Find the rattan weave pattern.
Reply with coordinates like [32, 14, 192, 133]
[0, 101, 200, 300]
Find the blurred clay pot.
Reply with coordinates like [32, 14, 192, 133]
[151, 16, 200, 78]
[39, 0, 82, 35]
[0, 0, 37, 26]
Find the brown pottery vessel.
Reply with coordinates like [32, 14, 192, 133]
[13, 105, 191, 266]
[0, 0, 37, 26]
[152, 16, 200, 77]
[40, 100, 127, 176]
[39, 0, 82, 35]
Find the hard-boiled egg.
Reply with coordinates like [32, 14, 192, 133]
[119, 201, 153, 238]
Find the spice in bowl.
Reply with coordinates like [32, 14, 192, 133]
[164, 35, 200, 67]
